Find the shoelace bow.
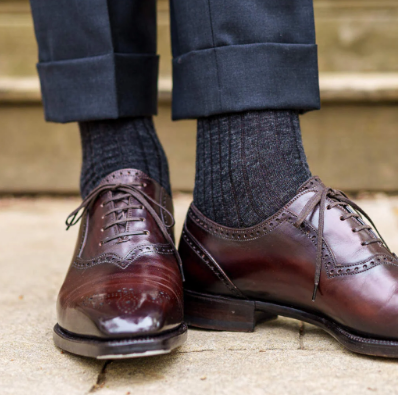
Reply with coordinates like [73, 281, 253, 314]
[294, 186, 392, 301]
[66, 183, 184, 280]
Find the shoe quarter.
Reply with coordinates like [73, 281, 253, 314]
[186, 206, 319, 304]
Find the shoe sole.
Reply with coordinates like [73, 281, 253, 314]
[53, 322, 188, 359]
[184, 290, 398, 358]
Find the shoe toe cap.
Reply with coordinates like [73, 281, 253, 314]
[57, 282, 183, 338]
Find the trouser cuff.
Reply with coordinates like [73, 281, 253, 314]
[37, 53, 159, 123]
[172, 43, 320, 120]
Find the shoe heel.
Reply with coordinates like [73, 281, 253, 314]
[184, 290, 277, 332]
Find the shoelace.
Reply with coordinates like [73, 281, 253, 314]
[65, 183, 184, 280]
[294, 186, 392, 301]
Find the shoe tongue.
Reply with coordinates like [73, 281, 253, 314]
[296, 176, 325, 194]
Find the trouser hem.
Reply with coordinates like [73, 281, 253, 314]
[37, 53, 159, 123]
[172, 43, 320, 120]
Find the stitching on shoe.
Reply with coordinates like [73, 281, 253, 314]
[188, 205, 396, 278]
[101, 169, 153, 185]
[80, 288, 182, 315]
[73, 243, 174, 270]
[188, 189, 315, 242]
[64, 272, 183, 308]
[297, 219, 397, 277]
[329, 255, 397, 278]
[182, 225, 245, 298]
[295, 220, 337, 277]
[333, 325, 398, 346]
[188, 207, 294, 242]
[297, 220, 397, 276]
[160, 189, 168, 226]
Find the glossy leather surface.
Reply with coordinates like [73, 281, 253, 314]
[180, 177, 398, 339]
[57, 169, 183, 338]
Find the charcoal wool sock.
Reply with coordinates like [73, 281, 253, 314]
[79, 117, 171, 198]
[194, 110, 312, 228]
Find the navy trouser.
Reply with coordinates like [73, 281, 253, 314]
[30, 0, 320, 123]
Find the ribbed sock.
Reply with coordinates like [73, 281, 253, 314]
[79, 117, 171, 198]
[194, 110, 312, 228]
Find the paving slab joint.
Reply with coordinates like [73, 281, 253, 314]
[88, 360, 113, 394]
[299, 321, 305, 350]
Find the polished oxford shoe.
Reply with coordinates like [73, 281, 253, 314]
[53, 169, 187, 359]
[179, 176, 398, 358]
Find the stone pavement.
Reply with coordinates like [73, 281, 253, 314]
[0, 194, 397, 395]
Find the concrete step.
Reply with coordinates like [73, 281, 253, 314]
[0, 73, 397, 193]
[0, 0, 397, 193]
[0, 0, 397, 78]
[1, 74, 397, 103]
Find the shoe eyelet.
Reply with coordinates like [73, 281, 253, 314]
[144, 231, 150, 235]
[100, 228, 104, 232]
[99, 242, 103, 247]
[327, 205, 331, 210]
[340, 216, 344, 221]
[142, 183, 147, 187]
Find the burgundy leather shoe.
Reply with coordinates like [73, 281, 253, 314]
[53, 169, 187, 359]
[179, 176, 398, 358]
